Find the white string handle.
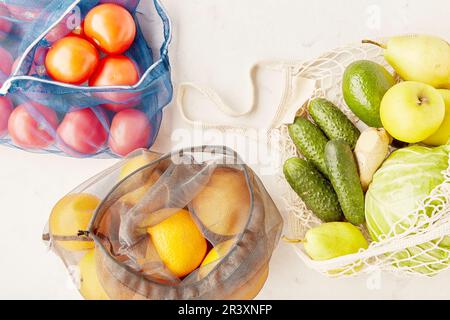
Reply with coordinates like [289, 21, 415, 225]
[177, 60, 304, 131]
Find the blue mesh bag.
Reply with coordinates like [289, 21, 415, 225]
[0, 0, 172, 157]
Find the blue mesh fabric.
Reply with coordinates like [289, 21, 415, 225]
[0, 0, 172, 157]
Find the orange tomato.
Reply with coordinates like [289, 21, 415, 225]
[84, 3, 136, 55]
[89, 55, 140, 112]
[45, 36, 99, 84]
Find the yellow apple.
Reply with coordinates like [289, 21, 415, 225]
[380, 81, 445, 143]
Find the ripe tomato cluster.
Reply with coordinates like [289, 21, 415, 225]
[0, 3, 153, 157]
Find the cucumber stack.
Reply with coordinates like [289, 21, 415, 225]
[284, 98, 365, 225]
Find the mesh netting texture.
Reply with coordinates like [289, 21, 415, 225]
[273, 43, 450, 277]
[43, 146, 283, 300]
[0, 0, 172, 157]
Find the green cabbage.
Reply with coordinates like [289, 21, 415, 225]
[365, 144, 450, 274]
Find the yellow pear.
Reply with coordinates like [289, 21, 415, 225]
[365, 35, 450, 88]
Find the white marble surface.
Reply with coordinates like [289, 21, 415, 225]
[1, 0, 450, 299]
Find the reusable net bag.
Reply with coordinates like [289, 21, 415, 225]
[0, 0, 172, 157]
[273, 42, 450, 277]
[43, 146, 283, 300]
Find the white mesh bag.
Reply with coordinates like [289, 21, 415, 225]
[274, 42, 450, 278]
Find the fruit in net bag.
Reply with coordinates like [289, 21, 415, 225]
[303, 222, 368, 261]
[147, 209, 207, 278]
[89, 55, 140, 111]
[423, 89, 450, 146]
[109, 109, 151, 156]
[0, 4, 12, 40]
[0, 96, 13, 137]
[8, 102, 58, 149]
[57, 108, 109, 156]
[365, 35, 450, 89]
[342, 60, 395, 128]
[380, 81, 445, 143]
[192, 168, 251, 236]
[84, 3, 136, 54]
[0, 46, 13, 82]
[78, 249, 109, 300]
[49, 194, 100, 251]
[45, 37, 99, 84]
[118, 152, 158, 181]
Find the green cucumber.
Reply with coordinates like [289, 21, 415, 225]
[284, 158, 343, 222]
[308, 98, 361, 149]
[288, 117, 329, 176]
[324, 140, 365, 225]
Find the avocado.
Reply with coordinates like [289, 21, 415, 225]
[343, 60, 395, 128]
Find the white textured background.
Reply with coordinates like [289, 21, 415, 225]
[0, 0, 450, 299]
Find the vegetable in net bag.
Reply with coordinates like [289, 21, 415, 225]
[275, 42, 450, 277]
[0, 0, 172, 157]
[43, 146, 283, 299]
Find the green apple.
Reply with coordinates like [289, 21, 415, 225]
[380, 81, 445, 143]
[423, 89, 450, 146]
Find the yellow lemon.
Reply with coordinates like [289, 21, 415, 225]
[49, 193, 100, 251]
[118, 153, 156, 181]
[78, 249, 109, 300]
[199, 240, 235, 279]
[147, 209, 207, 278]
[423, 89, 450, 146]
[201, 240, 235, 266]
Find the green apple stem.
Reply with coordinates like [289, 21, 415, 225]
[282, 236, 304, 244]
[362, 39, 387, 49]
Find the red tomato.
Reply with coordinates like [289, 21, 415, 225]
[84, 3, 136, 54]
[5, 4, 41, 22]
[8, 102, 58, 149]
[109, 109, 151, 156]
[0, 4, 12, 40]
[0, 46, 13, 82]
[57, 108, 109, 155]
[0, 96, 13, 137]
[89, 55, 140, 112]
[45, 36, 99, 84]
